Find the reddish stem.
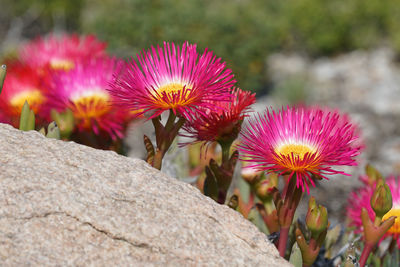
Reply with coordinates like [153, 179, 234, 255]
[278, 226, 290, 257]
[359, 242, 374, 267]
[277, 177, 302, 258]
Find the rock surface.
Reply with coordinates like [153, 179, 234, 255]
[0, 123, 290, 266]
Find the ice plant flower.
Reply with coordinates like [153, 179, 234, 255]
[238, 106, 362, 193]
[18, 34, 107, 71]
[347, 176, 400, 248]
[0, 63, 48, 126]
[182, 87, 255, 145]
[109, 41, 235, 119]
[47, 57, 129, 140]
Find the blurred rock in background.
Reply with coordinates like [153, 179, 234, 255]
[265, 47, 400, 222]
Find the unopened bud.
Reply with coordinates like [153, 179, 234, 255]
[371, 180, 392, 219]
[306, 196, 328, 239]
[255, 173, 278, 201]
[366, 164, 382, 185]
[241, 164, 262, 185]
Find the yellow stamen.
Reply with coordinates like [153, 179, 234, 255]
[158, 83, 186, 95]
[276, 143, 316, 160]
[153, 82, 192, 108]
[382, 208, 400, 234]
[50, 59, 75, 71]
[10, 90, 45, 114]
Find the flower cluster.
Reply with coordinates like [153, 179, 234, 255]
[0, 33, 131, 141]
[347, 176, 400, 248]
[0, 32, 379, 266]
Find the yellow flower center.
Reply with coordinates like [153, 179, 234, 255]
[153, 82, 193, 109]
[70, 91, 110, 128]
[276, 143, 316, 160]
[50, 59, 75, 71]
[158, 83, 186, 95]
[382, 207, 400, 235]
[10, 90, 45, 115]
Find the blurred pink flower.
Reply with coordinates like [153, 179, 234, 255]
[47, 57, 130, 140]
[19, 33, 107, 71]
[0, 62, 48, 126]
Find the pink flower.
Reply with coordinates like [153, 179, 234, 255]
[182, 87, 255, 145]
[238, 106, 362, 193]
[109, 41, 235, 120]
[18, 33, 107, 71]
[0, 62, 48, 126]
[347, 176, 400, 248]
[47, 57, 130, 140]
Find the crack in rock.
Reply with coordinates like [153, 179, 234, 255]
[7, 211, 152, 250]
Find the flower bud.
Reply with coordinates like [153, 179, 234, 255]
[370, 180, 392, 219]
[306, 197, 328, 239]
[255, 173, 278, 201]
[365, 164, 382, 186]
[241, 164, 262, 185]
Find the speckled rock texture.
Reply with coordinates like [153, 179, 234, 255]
[0, 123, 291, 267]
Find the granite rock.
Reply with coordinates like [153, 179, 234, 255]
[0, 123, 290, 267]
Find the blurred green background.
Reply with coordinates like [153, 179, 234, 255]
[1, 0, 400, 94]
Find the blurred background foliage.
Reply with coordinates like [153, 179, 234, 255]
[1, 0, 400, 94]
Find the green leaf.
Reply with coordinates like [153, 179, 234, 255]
[289, 243, 303, 267]
[19, 101, 31, 131]
[27, 109, 35, 131]
[0, 64, 6, 95]
[38, 127, 46, 135]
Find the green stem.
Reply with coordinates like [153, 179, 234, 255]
[215, 140, 235, 204]
[373, 216, 382, 228]
[164, 110, 177, 132]
[219, 140, 233, 164]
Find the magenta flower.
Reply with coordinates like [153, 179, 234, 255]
[18, 34, 107, 71]
[0, 62, 48, 126]
[238, 106, 362, 193]
[182, 87, 255, 145]
[347, 176, 400, 248]
[47, 57, 130, 140]
[109, 41, 235, 119]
